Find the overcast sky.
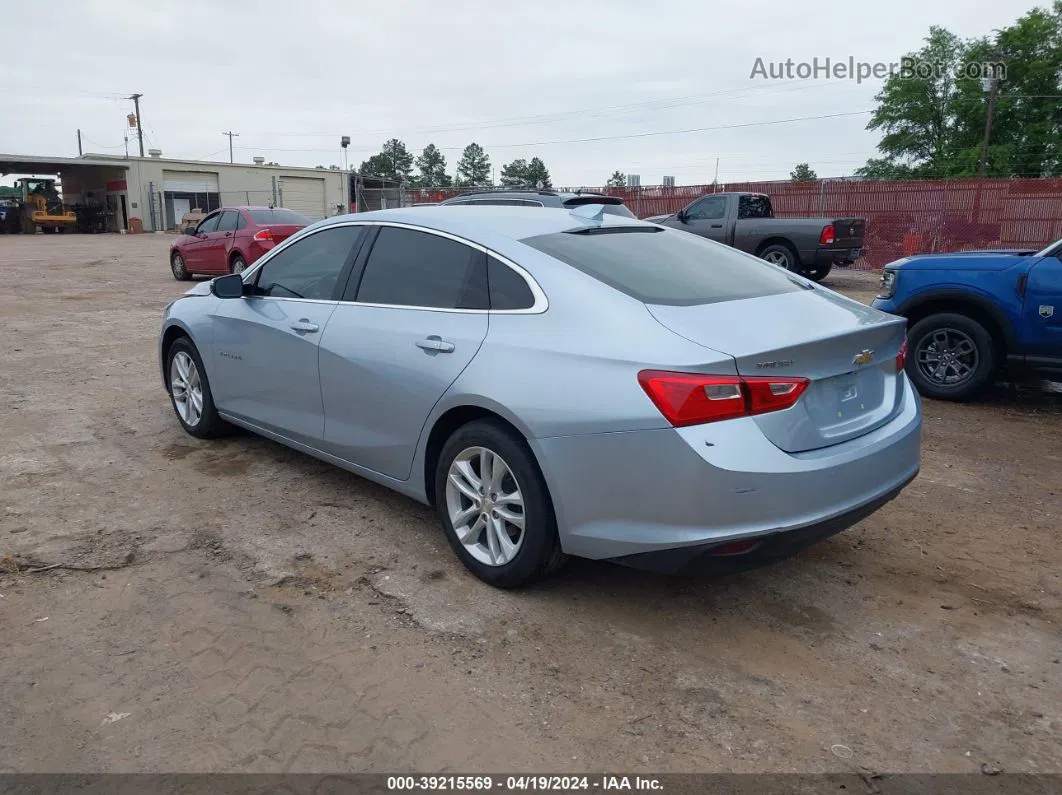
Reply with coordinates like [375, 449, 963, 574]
[0, 0, 1042, 187]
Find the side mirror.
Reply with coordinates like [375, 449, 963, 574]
[210, 273, 245, 299]
[675, 210, 688, 223]
[183, 225, 198, 236]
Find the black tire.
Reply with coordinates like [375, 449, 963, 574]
[434, 420, 566, 588]
[164, 337, 230, 438]
[759, 243, 799, 272]
[906, 312, 996, 401]
[230, 255, 247, 275]
[171, 250, 192, 281]
[804, 261, 832, 282]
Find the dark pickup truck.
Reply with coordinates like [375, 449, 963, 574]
[646, 192, 865, 282]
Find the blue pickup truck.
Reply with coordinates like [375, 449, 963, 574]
[872, 239, 1062, 400]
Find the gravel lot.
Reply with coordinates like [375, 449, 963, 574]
[1, 233, 1060, 774]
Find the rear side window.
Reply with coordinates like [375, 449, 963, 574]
[738, 195, 773, 219]
[354, 227, 488, 309]
[236, 213, 247, 230]
[248, 208, 311, 225]
[521, 228, 803, 306]
[488, 256, 535, 310]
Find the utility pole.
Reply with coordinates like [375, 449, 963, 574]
[222, 131, 240, 164]
[978, 76, 1000, 176]
[76, 129, 83, 156]
[713, 157, 720, 185]
[127, 94, 145, 157]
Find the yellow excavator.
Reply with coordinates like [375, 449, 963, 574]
[16, 178, 76, 233]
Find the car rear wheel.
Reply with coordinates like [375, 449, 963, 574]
[171, 251, 191, 281]
[166, 338, 229, 438]
[803, 262, 832, 282]
[760, 243, 798, 272]
[435, 420, 566, 588]
[230, 255, 247, 275]
[906, 312, 996, 401]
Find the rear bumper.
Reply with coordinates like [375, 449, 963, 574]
[531, 377, 921, 565]
[815, 246, 863, 266]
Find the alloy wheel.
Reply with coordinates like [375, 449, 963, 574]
[915, 328, 979, 386]
[445, 447, 526, 567]
[762, 250, 792, 269]
[170, 351, 204, 427]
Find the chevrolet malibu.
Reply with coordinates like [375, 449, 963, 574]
[159, 206, 921, 588]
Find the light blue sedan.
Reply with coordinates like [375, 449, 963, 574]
[159, 206, 921, 587]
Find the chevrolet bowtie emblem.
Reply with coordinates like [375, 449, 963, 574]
[853, 349, 874, 366]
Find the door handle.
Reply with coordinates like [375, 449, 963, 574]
[290, 319, 320, 334]
[416, 336, 455, 353]
[710, 223, 723, 228]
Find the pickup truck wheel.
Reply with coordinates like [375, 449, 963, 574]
[803, 262, 832, 282]
[760, 243, 797, 272]
[906, 313, 996, 401]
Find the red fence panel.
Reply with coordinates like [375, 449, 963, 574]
[402, 178, 1062, 270]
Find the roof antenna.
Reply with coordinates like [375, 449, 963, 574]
[569, 203, 606, 222]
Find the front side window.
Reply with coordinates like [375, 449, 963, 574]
[685, 196, 725, 221]
[252, 225, 364, 300]
[215, 210, 238, 232]
[197, 213, 221, 234]
[521, 227, 803, 306]
[353, 227, 488, 309]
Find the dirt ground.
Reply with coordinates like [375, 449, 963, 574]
[1, 233, 1060, 775]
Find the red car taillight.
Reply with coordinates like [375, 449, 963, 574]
[253, 228, 274, 242]
[896, 336, 908, 372]
[637, 370, 810, 427]
[819, 224, 836, 245]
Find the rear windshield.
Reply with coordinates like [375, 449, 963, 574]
[248, 208, 311, 225]
[521, 228, 804, 306]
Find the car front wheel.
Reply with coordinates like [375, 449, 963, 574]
[906, 312, 996, 401]
[166, 337, 229, 438]
[171, 251, 191, 281]
[435, 420, 566, 588]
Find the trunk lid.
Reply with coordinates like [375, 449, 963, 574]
[830, 217, 865, 248]
[261, 223, 305, 244]
[647, 289, 906, 452]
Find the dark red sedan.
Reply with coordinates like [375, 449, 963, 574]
[169, 206, 310, 280]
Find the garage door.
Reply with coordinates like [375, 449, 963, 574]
[279, 176, 327, 221]
[163, 170, 219, 193]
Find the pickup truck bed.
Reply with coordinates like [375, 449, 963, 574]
[647, 192, 865, 282]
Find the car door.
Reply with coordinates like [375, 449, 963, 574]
[1022, 251, 1062, 359]
[183, 211, 221, 270]
[209, 224, 367, 447]
[318, 224, 489, 479]
[205, 210, 239, 273]
[677, 195, 727, 243]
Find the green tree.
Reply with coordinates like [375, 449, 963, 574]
[359, 138, 414, 182]
[790, 163, 818, 181]
[859, 4, 1062, 178]
[499, 158, 529, 186]
[606, 170, 627, 187]
[414, 143, 452, 188]
[456, 142, 492, 186]
[501, 157, 551, 188]
[525, 157, 551, 188]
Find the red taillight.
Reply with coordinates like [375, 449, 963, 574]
[253, 228, 274, 242]
[819, 224, 835, 245]
[896, 336, 908, 372]
[637, 370, 810, 427]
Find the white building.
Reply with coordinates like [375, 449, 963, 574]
[0, 151, 350, 232]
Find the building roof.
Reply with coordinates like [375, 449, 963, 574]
[0, 153, 132, 174]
